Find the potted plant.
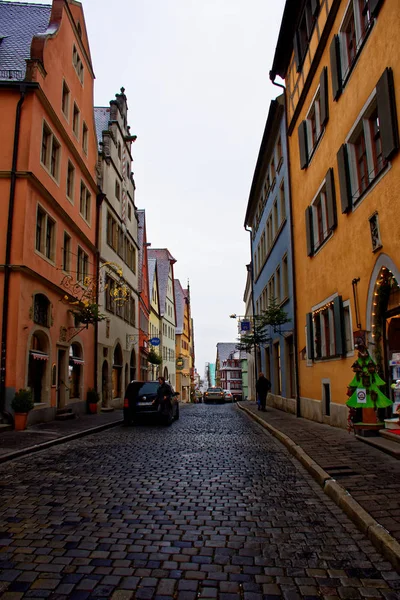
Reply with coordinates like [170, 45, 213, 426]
[11, 388, 34, 431]
[87, 387, 100, 414]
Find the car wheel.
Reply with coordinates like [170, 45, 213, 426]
[174, 405, 180, 420]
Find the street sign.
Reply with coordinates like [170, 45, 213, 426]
[149, 337, 160, 346]
[240, 319, 252, 332]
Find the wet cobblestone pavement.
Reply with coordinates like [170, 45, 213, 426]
[0, 404, 399, 599]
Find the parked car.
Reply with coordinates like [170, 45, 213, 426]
[203, 387, 225, 404]
[123, 380, 179, 425]
[224, 391, 233, 402]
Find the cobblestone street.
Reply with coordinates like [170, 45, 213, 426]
[0, 404, 399, 599]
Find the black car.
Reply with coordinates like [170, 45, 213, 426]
[123, 380, 179, 425]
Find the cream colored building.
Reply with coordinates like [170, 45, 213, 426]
[147, 257, 161, 380]
[94, 88, 139, 407]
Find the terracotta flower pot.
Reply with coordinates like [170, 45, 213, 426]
[14, 412, 28, 431]
[89, 403, 98, 414]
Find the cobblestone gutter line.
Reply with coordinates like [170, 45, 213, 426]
[238, 402, 400, 572]
[0, 419, 123, 464]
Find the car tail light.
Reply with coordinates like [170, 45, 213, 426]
[123, 397, 129, 408]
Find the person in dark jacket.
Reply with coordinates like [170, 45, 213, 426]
[157, 377, 173, 413]
[256, 372, 271, 411]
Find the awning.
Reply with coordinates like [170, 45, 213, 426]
[70, 357, 85, 366]
[30, 351, 49, 361]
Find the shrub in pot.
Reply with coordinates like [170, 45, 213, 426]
[87, 387, 100, 414]
[11, 388, 34, 431]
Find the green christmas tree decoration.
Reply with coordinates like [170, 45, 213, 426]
[346, 345, 392, 410]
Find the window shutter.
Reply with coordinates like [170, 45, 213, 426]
[376, 67, 399, 160]
[325, 168, 337, 231]
[330, 35, 342, 101]
[333, 295, 345, 356]
[320, 67, 329, 127]
[306, 313, 314, 360]
[311, 0, 320, 16]
[337, 144, 352, 213]
[370, 0, 384, 17]
[298, 121, 308, 169]
[293, 31, 301, 72]
[305, 206, 314, 257]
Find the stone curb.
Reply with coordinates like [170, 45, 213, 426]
[0, 419, 123, 464]
[237, 402, 400, 572]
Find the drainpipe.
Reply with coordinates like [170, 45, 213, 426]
[0, 86, 26, 419]
[95, 192, 106, 399]
[244, 225, 258, 396]
[270, 73, 301, 418]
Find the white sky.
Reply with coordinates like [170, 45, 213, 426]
[22, 0, 286, 379]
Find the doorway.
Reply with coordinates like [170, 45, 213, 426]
[102, 360, 109, 407]
[57, 348, 67, 408]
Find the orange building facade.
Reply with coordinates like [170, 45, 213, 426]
[271, 0, 400, 427]
[0, 0, 98, 424]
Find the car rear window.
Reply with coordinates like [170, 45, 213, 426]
[207, 388, 223, 392]
[127, 382, 159, 398]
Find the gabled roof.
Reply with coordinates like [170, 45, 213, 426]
[93, 106, 110, 152]
[174, 279, 185, 334]
[216, 342, 237, 363]
[148, 249, 176, 317]
[0, 1, 51, 80]
[148, 257, 157, 295]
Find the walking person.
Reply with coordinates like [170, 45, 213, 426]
[256, 372, 271, 412]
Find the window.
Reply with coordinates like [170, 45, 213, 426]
[305, 169, 337, 256]
[298, 68, 328, 168]
[343, 300, 354, 354]
[280, 183, 286, 223]
[282, 254, 289, 300]
[276, 266, 281, 304]
[73, 103, 80, 138]
[126, 243, 136, 273]
[293, 0, 320, 71]
[63, 232, 71, 272]
[117, 142, 121, 159]
[337, 69, 398, 211]
[273, 200, 279, 234]
[306, 296, 347, 361]
[270, 159, 276, 188]
[72, 44, 84, 84]
[33, 294, 50, 327]
[130, 296, 136, 326]
[35, 206, 55, 261]
[128, 203, 132, 221]
[77, 247, 89, 284]
[80, 181, 91, 222]
[62, 80, 70, 118]
[66, 161, 75, 201]
[331, 1, 383, 99]
[41, 122, 61, 181]
[277, 136, 283, 170]
[115, 180, 120, 200]
[369, 212, 382, 251]
[105, 275, 115, 313]
[107, 213, 117, 250]
[82, 122, 88, 154]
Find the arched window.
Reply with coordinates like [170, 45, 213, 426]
[112, 344, 123, 398]
[33, 294, 50, 327]
[69, 343, 84, 398]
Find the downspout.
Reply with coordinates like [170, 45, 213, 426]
[244, 225, 258, 394]
[0, 86, 26, 418]
[95, 192, 106, 400]
[270, 73, 301, 418]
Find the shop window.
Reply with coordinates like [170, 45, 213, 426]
[33, 294, 50, 327]
[69, 343, 83, 398]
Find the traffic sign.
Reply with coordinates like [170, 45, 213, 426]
[150, 337, 160, 346]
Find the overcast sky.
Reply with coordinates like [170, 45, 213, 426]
[22, 0, 286, 379]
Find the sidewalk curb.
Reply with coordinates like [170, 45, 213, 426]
[0, 419, 123, 464]
[238, 402, 400, 572]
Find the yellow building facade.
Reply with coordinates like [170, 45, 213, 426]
[174, 280, 192, 401]
[271, 0, 400, 427]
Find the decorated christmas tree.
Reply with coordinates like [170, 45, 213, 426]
[346, 344, 392, 412]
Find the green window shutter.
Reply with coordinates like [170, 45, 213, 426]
[370, 0, 384, 17]
[376, 67, 399, 161]
[325, 168, 337, 231]
[293, 32, 301, 72]
[333, 295, 345, 356]
[320, 67, 329, 127]
[306, 313, 314, 360]
[337, 144, 352, 213]
[298, 120, 308, 169]
[330, 35, 342, 101]
[305, 206, 314, 257]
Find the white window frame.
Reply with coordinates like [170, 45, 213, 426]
[338, 0, 372, 83]
[305, 85, 323, 159]
[72, 44, 84, 84]
[35, 204, 56, 263]
[311, 179, 331, 252]
[40, 121, 61, 183]
[79, 180, 91, 223]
